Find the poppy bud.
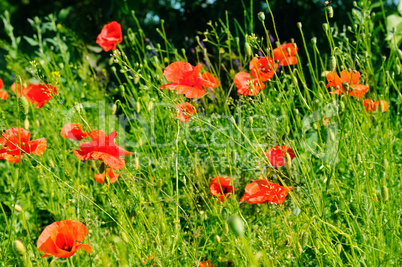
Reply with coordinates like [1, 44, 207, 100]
[329, 56, 336, 72]
[340, 100, 345, 112]
[244, 42, 252, 57]
[301, 232, 309, 248]
[119, 85, 125, 94]
[24, 118, 29, 130]
[121, 232, 129, 243]
[285, 152, 293, 170]
[19, 96, 29, 114]
[379, 100, 386, 113]
[297, 242, 303, 253]
[297, 22, 302, 29]
[227, 215, 244, 238]
[356, 153, 362, 163]
[257, 12, 265, 22]
[397, 49, 402, 61]
[342, 82, 349, 92]
[383, 159, 389, 169]
[326, 6, 334, 18]
[136, 101, 141, 113]
[328, 128, 335, 141]
[13, 239, 26, 256]
[396, 64, 401, 75]
[322, 23, 329, 32]
[336, 243, 342, 254]
[134, 156, 139, 170]
[381, 185, 389, 202]
[147, 101, 153, 111]
[215, 235, 221, 243]
[13, 204, 23, 212]
[111, 103, 117, 115]
[224, 222, 229, 234]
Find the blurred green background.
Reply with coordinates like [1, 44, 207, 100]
[0, 0, 400, 79]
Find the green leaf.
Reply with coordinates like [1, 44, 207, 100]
[23, 36, 38, 46]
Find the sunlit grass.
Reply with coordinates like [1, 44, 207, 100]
[0, 0, 401, 266]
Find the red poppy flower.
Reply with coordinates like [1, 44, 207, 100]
[326, 70, 368, 98]
[363, 99, 389, 113]
[199, 260, 215, 267]
[249, 57, 278, 81]
[175, 102, 195, 123]
[0, 78, 8, 100]
[60, 123, 89, 140]
[96, 21, 123, 52]
[234, 72, 265, 96]
[12, 83, 57, 108]
[240, 179, 292, 204]
[37, 220, 91, 258]
[160, 62, 215, 98]
[74, 130, 132, 169]
[264, 146, 295, 167]
[142, 255, 156, 266]
[273, 43, 298, 66]
[0, 128, 47, 163]
[94, 168, 119, 184]
[201, 72, 220, 88]
[209, 176, 234, 203]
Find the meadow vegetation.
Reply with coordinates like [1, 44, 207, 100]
[0, 0, 401, 266]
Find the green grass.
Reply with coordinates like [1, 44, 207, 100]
[0, 1, 402, 266]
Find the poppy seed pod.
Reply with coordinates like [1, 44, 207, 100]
[18, 96, 29, 114]
[257, 12, 265, 22]
[227, 215, 244, 238]
[13, 239, 26, 256]
[297, 22, 302, 29]
[342, 82, 350, 92]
